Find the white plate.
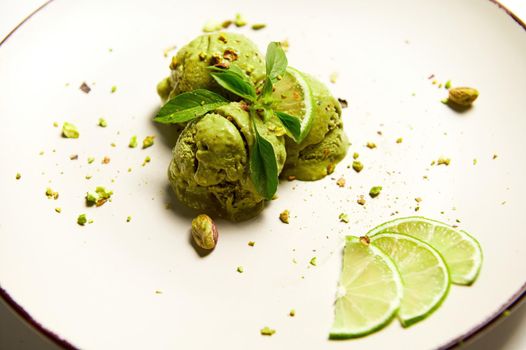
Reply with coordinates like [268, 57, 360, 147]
[1, 0, 526, 349]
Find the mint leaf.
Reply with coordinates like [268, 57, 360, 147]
[275, 111, 301, 141]
[266, 42, 287, 82]
[210, 70, 256, 102]
[154, 89, 228, 124]
[250, 121, 278, 200]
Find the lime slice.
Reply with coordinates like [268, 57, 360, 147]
[271, 67, 314, 142]
[370, 233, 450, 327]
[329, 236, 403, 339]
[367, 216, 482, 285]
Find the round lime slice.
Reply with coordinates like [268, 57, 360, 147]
[367, 216, 482, 285]
[271, 67, 314, 142]
[370, 233, 450, 327]
[329, 236, 403, 339]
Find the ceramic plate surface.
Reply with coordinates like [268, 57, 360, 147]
[1, 0, 526, 349]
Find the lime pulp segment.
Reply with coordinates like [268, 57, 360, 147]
[270, 67, 314, 142]
[367, 216, 482, 285]
[370, 233, 450, 327]
[329, 236, 403, 339]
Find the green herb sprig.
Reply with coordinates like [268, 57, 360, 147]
[154, 42, 302, 200]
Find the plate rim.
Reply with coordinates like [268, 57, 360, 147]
[0, 0, 524, 349]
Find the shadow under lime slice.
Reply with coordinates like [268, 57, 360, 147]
[370, 233, 450, 327]
[329, 236, 403, 339]
[367, 216, 483, 285]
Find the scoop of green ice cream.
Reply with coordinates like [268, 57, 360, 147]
[168, 102, 286, 221]
[158, 33, 265, 102]
[280, 73, 349, 180]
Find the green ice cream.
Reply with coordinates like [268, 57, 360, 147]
[157, 33, 265, 101]
[168, 102, 286, 221]
[280, 73, 349, 180]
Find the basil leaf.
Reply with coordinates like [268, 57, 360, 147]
[250, 121, 278, 200]
[275, 111, 301, 142]
[154, 89, 228, 124]
[211, 70, 257, 102]
[266, 42, 287, 82]
[261, 78, 274, 102]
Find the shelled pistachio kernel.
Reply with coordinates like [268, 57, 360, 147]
[191, 214, 218, 250]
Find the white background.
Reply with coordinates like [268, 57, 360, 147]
[0, 0, 525, 349]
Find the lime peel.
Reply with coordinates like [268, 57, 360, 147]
[329, 236, 403, 339]
[367, 216, 483, 285]
[370, 233, 451, 327]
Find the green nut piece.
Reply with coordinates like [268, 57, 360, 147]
[448, 87, 479, 106]
[191, 214, 218, 250]
[62, 122, 79, 138]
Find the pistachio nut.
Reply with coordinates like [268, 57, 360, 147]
[448, 87, 479, 106]
[191, 214, 218, 250]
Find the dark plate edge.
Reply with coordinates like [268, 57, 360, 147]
[0, 0, 525, 349]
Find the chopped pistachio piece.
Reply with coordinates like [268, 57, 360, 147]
[86, 191, 98, 204]
[329, 72, 338, 84]
[336, 178, 346, 187]
[142, 156, 151, 166]
[366, 142, 377, 149]
[126, 216, 132, 222]
[85, 175, 92, 180]
[77, 214, 87, 226]
[53, 122, 59, 127]
[55, 207, 62, 213]
[279, 210, 290, 224]
[237, 266, 244, 273]
[396, 137, 403, 144]
[289, 309, 296, 317]
[445, 80, 452, 89]
[369, 186, 382, 198]
[98, 118, 108, 127]
[129, 135, 138, 148]
[437, 157, 451, 166]
[15, 173, 21, 180]
[86, 186, 113, 207]
[357, 195, 366, 206]
[87, 157, 95, 164]
[352, 160, 364, 173]
[142, 135, 155, 149]
[352, 152, 359, 159]
[62, 122, 79, 138]
[251, 23, 266, 30]
[234, 13, 247, 27]
[45, 188, 59, 200]
[111, 85, 117, 93]
[248, 241, 255, 247]
[260, 327, 276, 336]
[309, 257, 317, 266]
[338, 213, 349, 223]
